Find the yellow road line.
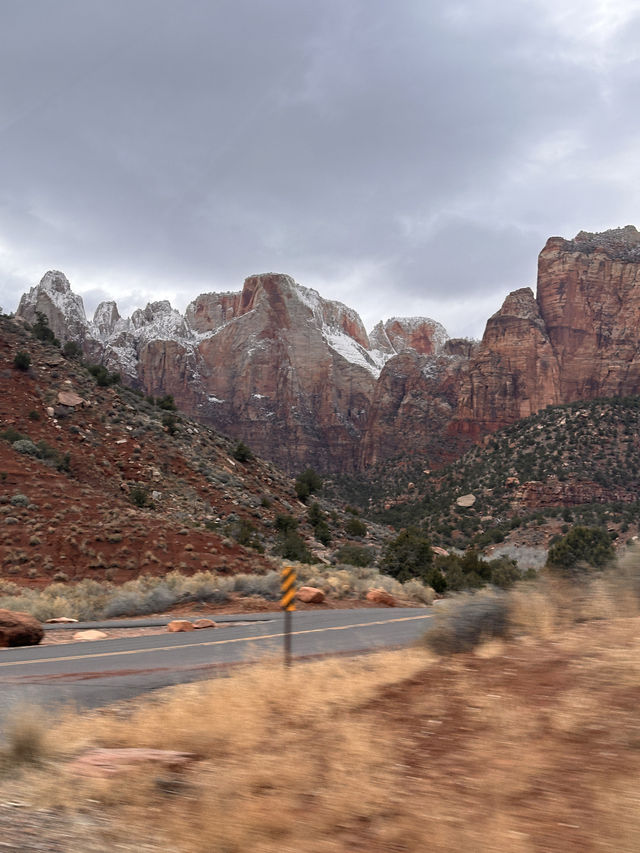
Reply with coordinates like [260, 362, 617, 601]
[0, 614, 434, 669]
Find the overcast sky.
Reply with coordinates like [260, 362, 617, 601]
[1, 0, 639, 338]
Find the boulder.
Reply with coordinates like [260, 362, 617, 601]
[57, 390, 85, 407]
[456, 493, 476, 508]
[167, 620, 195, 632]
[193, 618, 217, 629]
[46, 616, 78, 623]
[297, 586, 325, 604]
[366, 589, 396, 607]
[73, 630, 108, 641]
[0, 609, 44, 647]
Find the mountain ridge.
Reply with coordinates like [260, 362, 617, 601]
[14, 225, 640, 474]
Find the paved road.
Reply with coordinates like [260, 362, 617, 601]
[0, 608, 433, 726]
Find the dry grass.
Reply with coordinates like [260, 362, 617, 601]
[5, 561, 640, 851]
[0, 564, 434, 621]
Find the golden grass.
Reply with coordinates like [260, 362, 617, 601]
[5, 567, 640, 851]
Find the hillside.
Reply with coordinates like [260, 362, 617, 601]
[332, 396, 640, 561]
[0, 313, 389, 592]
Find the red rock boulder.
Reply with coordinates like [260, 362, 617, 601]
[167, 620, 195, 633]
[366, 589, 396, 607]
[297, 586, 325, 604]
[0, 609, 44, 647]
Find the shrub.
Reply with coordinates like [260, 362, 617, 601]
[62, 340, 81, 359]
[307, 502, 323, 527]
[157, 394, 177, 411]
[381, 526, 433, 583]
[104, 584, 177, 618]
[32, 312, 57, 345]
[13, 351, 31, 371]
[275, 514, 298, 533]
[87, 363, 120, 387]
[546, 525, 614, 572]
[274, 530, 313, 563]
[231, 571, 281, 600]
[162, 412, 178, 435]
[130, 484, 152, 508]
[230, 518, 264, 552]
[334, 544, 374, 567]
[314, 520, 332, 546]
[232, 441, 253, 463]
[28, 410, 40, 421]
[12, 439, 38, 456]
[10, 493, 29, 507]
[56, 452, 71, 473]
[295, 468, 322, 502]
[345, 516, 367, 537]
[2, 709, 50, 767]
[424, 592, 510, 654]
[402, 579, 435, 605]
[1, 427, 27, 444]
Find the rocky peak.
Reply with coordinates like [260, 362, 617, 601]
[546, 225, 640, 261]
[130, 301, 190, 341]
[16, 270, 88, 342]
[92, 301, 121, 339]
[487, 287, 546, 329]
[369, 321, 395, 356]
[369, 317, 448, 357]
[384, 317, 448, 355]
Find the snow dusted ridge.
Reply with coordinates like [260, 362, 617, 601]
[15, 269, 448, 380]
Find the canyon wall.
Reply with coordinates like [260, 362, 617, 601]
[16, 226, 640, 473]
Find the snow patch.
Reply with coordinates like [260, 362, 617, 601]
[323, 329, 383, 376]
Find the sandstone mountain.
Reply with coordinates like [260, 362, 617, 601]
[16, 226, 640, 473]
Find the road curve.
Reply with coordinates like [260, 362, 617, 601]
[0, 608, 433, 725]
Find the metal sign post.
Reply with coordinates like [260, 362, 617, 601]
[280, 565, 296, 667]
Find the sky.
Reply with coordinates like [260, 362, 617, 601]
[1, 0, 640, 339]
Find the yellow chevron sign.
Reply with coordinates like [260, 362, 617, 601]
[281, 566, 297, 611]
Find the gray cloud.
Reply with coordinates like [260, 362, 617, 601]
[1, 0, 640, 337]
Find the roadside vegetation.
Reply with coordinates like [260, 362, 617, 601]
[0, 563, 436, 621]
[3, 552, 640, 851]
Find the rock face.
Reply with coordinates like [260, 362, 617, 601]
[186, 273, 380, 473]
[537, 227, 640, 400]
[453, 287, 561, 434]
[0, 609, 44, 647]
[16, 226, 640, 474]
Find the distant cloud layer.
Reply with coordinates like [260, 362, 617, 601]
[1, 0, 639, 336]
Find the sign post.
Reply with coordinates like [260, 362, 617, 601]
[280, 565, 296, 667]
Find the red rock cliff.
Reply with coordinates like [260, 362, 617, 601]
[537, 226, 640, 400]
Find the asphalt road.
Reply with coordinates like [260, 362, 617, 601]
[0, 608, 434, 727]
